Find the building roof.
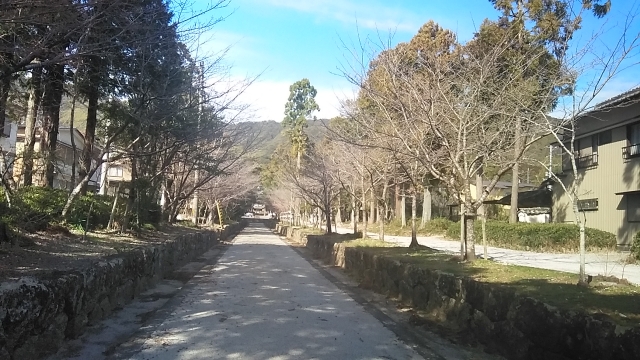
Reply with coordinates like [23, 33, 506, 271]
[594, 86, 640, 110]
[484, 187, 553, 208]
[481, 180, 536, 189]
[17, 125, 103, 154]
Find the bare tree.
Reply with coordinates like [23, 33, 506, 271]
[281, 142, 339, 234]
[339, 21, 560, 260]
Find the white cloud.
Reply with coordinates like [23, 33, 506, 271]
[256, 0, 422, 33]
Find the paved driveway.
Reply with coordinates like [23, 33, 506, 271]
[112, 223, 431, 359]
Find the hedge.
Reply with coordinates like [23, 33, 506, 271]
[446, 220, 617, 252]
[421, 218, 455, 235]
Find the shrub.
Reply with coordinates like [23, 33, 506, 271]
[446, 220, 616, 252]
[176, 220, 198, 228]
[421, 218, 454, 235]
[1, 187, 115, 232]
[141, 223, 157, 231]
[631, 232, 640, 260]
[68, 194, 114, 230]
[10, 187, 68, 231]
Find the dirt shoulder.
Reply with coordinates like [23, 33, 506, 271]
[0, 225, 206, 282]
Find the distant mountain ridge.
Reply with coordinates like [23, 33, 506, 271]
[241, 119, 330, 164]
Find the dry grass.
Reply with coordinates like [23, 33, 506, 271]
[0, 225, 206, 281]
[338, 240, 640, 327]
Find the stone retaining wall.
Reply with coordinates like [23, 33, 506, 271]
[276, 224, 640, 360]
[0, 222, 245, 360]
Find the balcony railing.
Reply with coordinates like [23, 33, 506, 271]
[562, 153, 598, 172]
[622, 144, 640, 160]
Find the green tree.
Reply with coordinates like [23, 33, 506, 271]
[488, 0, 610, 283]
[282, 78, 320, 169]
[487, 0, 610, 225]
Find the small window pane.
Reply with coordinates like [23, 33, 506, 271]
[628, 123, 640, 145]
[108, 166, 123, 177]
[598, 130, 612, 145]
[628, 194, 640, 222]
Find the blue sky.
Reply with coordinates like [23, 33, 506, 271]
[190, 0, 640, 121]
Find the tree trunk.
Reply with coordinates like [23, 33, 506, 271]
[23, 66, 42, 187]
[510, 117, 523, 223]
[121, 155, 137, 233]
[41, 64, 64, 188]
[336, 195, 341, 225]
[579, 218, 587, 284]
[361, 176, 367, 239]
[409, 192, 419, 248]
[421, 187, 432, 228]
[401, 187, 406, 227]
[61, 165, 100, 220]
[0, 65, 10, 131]
[168, 202, 180, 224]
[80, 78, 99, 195]
[107, 182, 122, 230]
[380, 181, 388, 241]
[69, 96, 77, 190]
[460, 203, 466, 255]
[351, 187, 358, 235]
[369, 188, 375, 224]
[192, 168, 199, 225]
[207, 204, 214, 225]
[325, 192, 332, 234]
[476, 172, 487, 258]
[482, 210, 487, 259]
[395, 181, 401, 220]
[572, 197, 589, 285]
[295, 150, 302, 226]
[464, 205, 477, 261]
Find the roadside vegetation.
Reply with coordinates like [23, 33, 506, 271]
[319, 233, 640, 327]
[0, 1, 264, 247]
[355, 218, 617, 253]
[263, 0, 639, 287]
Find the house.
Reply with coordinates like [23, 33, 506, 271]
[470, 180, 537, 201]
[13, 126, 101, 191]
[98, 151, 132, 196]
[483, 179, 555, 223]
[448, 180, 537, 220]
[0, 121, 18, 179]
[552, 87, 640, 248]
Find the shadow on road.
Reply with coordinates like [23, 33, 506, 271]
[118, 223, 422, 360]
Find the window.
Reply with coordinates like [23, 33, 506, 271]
[563, 137, 598, 170]
[598, 130, 612, 145]
[625, 122, 640, 158]
[577, 198, 598, 211]
[108, 166, 123, 177]
[627, 193, 640, 222]
[591, 134, 599, 155]
[629, 122, 640, 145]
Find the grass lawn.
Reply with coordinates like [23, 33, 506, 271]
[337, 237, 640, 327]
[353, 220, 430, 237]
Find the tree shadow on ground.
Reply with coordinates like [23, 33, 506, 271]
[115, 223, 422, 360]
[493, 277, 640, 326]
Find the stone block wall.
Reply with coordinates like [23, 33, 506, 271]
[276, 224, 640, 360]
[0, 222, 245, 360]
